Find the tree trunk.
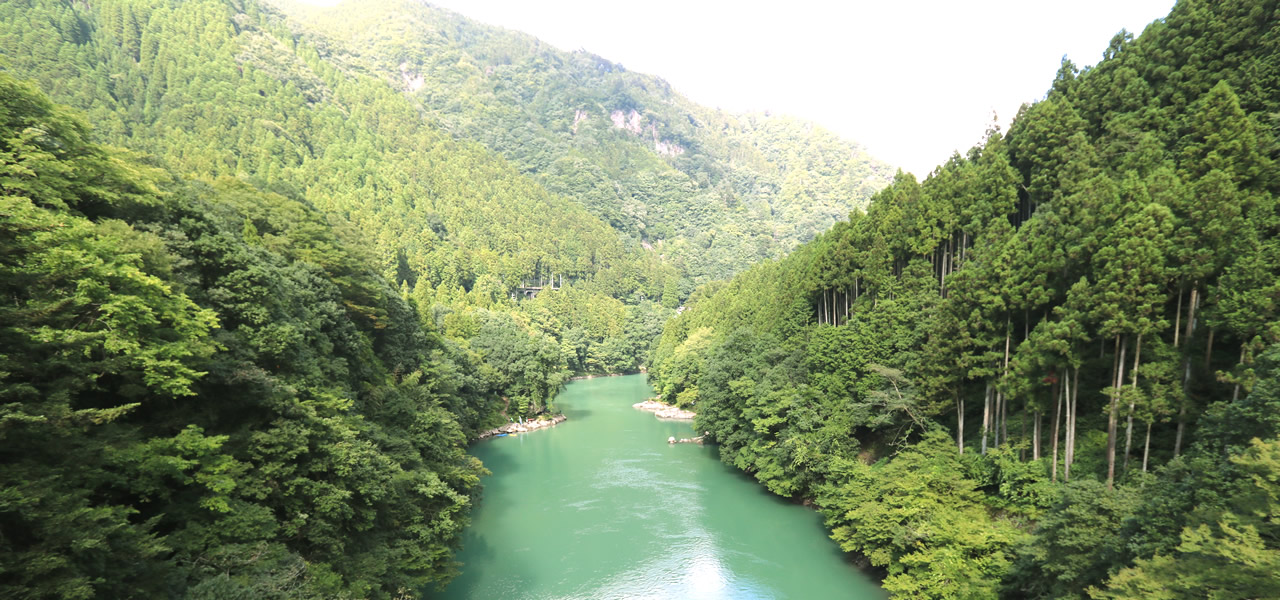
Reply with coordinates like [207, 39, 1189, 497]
[1232, 342, 1246, 402]
[1021, 412, 1027, 461]
[1185, 286, 1198, 343]
[1123, 333, 1143, 476]
[942, 237, 951, 295]
[1110, 336, 1120, 393]
[999, 321, 1012, 447]
[1173, 286, 1184, 348]
[1205, 328, 1215, 369]
[1142, 422, 1152, 472]
[994, 388, 1003, 448]
[981, 382, 992, 455]
[957, 391, 965, 455]
[1107, 335, 1128, 491]
[1066, 366, 1079, 482]
[1001, 390, 1009, 450]
[1033, 409, 1041, 461]
[1051, 368, 1064, 482]
[1175, 287, 1200, 457]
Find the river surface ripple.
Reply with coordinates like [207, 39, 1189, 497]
[433, 374, 882, 599]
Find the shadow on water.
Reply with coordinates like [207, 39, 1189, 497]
[430, 374, 882, 599]
[696, 437, 885, 587]
[472, 440, 517, 473]
[433, 533, 540, 598]
[561, 406, 593, 420]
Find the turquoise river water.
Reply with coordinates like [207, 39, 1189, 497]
[433, 374, 882, 599]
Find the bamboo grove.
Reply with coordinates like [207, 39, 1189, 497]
[650, 1, 1280, 597]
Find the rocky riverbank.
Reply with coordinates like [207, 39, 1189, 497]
[477, 414, 567, 440]
[567, 370, 644, 382]
[668, 434, 706, 444]
[633, 397, 696, 420]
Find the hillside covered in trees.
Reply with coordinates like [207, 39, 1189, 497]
[0, 0, 890, 597]
[272, 0, 895, 284]
[0, 73, 490, 598]
[0, 0, 890, 391]
[651, 0, 1280, 597]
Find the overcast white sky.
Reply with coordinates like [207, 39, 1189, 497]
[301, 0, 1175, 176]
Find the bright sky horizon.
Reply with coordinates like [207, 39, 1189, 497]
[298, 0, 1176, 176]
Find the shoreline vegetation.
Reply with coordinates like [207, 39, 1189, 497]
[475, 375, 654, 442]
[567, 369, 645, 382]
[476, 414, 568, 440]
[633, 397, 697, 420]
[645, 1, 1280, 597]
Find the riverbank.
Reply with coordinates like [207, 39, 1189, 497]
[567, 369, 644, 382]
[668, 434, 706, 444]
[633, 397, 696, 420]
[476, 414, 567, 440]
[439, 374, 881, 599]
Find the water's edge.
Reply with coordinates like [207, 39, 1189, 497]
[435, 375, 881, 599]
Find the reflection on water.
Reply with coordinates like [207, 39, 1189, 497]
[432, 375, 881, 599]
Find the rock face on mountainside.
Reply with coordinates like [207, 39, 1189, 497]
[272, 0, 896, 285]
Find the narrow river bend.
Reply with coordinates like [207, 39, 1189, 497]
[436, 374, 882, 599]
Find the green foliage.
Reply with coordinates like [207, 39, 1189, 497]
[1007, 479, 1141, 599]
[1092, 438, 1280, 600]
[277, 0, 894, 284]
[649, 1, 1280, 596]
[0, 72, 485, 599]
[4, 0, 1280, 597]
[0, 0, 689, 398]
[821, 430, 1020, 600]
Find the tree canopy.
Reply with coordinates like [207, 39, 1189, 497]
[650, 1, 1280, 597]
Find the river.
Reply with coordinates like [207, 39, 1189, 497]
[434, 374, 882, 599]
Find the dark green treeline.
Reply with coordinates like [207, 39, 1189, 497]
[650, 1, 1280, 597]
[0, 0, 732, 594]
[0, 0, 893, 405]
[0, 0, 692, 409]
[0, 0, 866, 596]
[0, 74, 488, 598]
[274, 0, 895, 285]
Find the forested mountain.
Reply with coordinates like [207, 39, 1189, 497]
[0, 0, 888, 385]
[269, 0, 895, 284]
[2, 0, 676, 407]
[0, 73, 492, 597]
[651, 0, 1280, 597]
[0, 0, 889, 597]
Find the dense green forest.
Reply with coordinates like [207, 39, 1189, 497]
[0, 0, 682, 404]
[651, 0, 1280, 597]
[0, 73, 493, 597]
[0, 0, 888, 392]
[0, 0, 888, 597]
[8, 0, 1279, 597]
[272, 0, 895, 285]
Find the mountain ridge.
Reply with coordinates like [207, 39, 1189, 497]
[268, 0, 895, 283]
